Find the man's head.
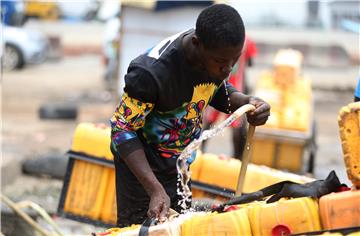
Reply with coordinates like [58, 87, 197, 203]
[193, 4, 245, 80]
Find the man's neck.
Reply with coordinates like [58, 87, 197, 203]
[182, 32, 202, 69]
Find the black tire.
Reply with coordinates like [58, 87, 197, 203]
[38, 103, 78, 120]
[3, 43, 25, 71]
[22, 153, 69, 179]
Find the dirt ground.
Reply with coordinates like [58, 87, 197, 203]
[1, 21, 358, 234]
[1, 54, 114, 234]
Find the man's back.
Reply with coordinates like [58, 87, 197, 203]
[114, 30, 227, 172]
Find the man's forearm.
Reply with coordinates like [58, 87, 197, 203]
[229, 92, 251, 112]
[122, 148, 166, 197]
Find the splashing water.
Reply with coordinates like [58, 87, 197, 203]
[176, 103, 256, 212]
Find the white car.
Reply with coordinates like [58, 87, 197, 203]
[2, 26, 49, 71]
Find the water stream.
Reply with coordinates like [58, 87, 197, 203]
[176, 104, 256, 212]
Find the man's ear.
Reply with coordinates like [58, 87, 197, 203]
[191, 35, 201, 48]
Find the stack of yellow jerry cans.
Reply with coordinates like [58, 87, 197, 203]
[62, 119, 360, 235]
[58, 123, 117, 226]
[59, 122, 316, 230]
[318, 101, 360, 231]
[188, 153, 322, 236]
[190, 153, 314, 201]
[252, 49, 314, 172]
[97, 198, 322, 236]
[181, 197, 321, 236]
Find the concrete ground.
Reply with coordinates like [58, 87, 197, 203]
[1, 20, 358, 234]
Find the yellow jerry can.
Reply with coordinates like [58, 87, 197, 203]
[248, 197, 321, 236]
[181, 208, 252, 236]
[338, 102, 360, 188]
[71, 122, 113, 160]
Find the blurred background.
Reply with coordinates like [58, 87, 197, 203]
[1, 0, 359, 235]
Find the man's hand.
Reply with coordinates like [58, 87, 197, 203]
[247, 96, 271, 126]
[121, 149, 171, 223]
[148, 189, 170, 222]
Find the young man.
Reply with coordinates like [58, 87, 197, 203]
[110, 4, 271, 227]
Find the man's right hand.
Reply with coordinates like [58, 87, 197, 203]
[122, 148, 171, 223]
[148, 189, 170, 222]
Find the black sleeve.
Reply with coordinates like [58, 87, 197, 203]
[209, 81, 238, 114]
[124, 66, 158, 104]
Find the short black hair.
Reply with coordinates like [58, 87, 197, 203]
[195, 4, 245, 49]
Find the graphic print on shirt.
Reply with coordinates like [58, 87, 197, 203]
[147, 31, 184, 59]
[110, 93, 154, 144]
[142, 83, 218, 158]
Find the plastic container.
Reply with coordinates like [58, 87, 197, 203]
[192, 153, 314, 199]
[181, 208, 252, 236]
[319, 190, 360, 230]
[248, 197, 321, 236]
[59, 122, 115, 226]
[338, 102, 360, 188]
[71, 122, 113, 160]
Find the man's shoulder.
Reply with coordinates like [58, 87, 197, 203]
[129, 53, 174, 81]
[128, 30, 192, 81]
[130, 50, 180, 80]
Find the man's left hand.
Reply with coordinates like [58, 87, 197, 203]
[246, 96, 271, 126]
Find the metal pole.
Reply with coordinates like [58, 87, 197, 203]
[236, 124, 256, 195]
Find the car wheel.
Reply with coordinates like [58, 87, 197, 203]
[3, 43, 25, 71]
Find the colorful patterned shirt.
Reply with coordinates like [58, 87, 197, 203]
[110, 29, 237, 173]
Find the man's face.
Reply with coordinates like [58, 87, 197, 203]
[199, 43, 243, 81]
